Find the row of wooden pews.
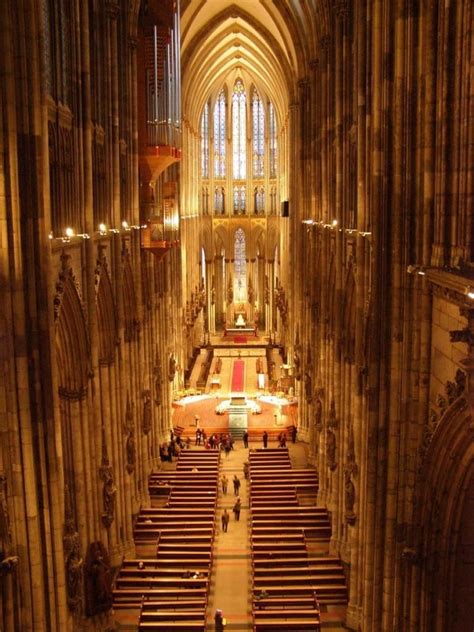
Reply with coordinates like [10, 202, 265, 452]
[112, 449, 220, 630]
[249, 448, 347, 631]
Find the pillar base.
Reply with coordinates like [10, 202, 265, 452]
[345, 603, 362, 631]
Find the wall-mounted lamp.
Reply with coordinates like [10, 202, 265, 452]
[465, 287, 474, 300]
[122, 220, 131, 231]
[57, 227, 90, 243]
[407, 265, 426, 276]
[98, 223, 108, 236]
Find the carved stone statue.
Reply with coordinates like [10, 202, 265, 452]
[64, 532, 84, 613]
[168, 355, 177, 382]
[63, 485, 84, 613]
[248, 276, 254, 304]
[227, 276, 233, 304]
[211, 276, 216, 305]
[326, 428, 337, 471]
[315, 399, 323, 432]
[99, 436, 117, 529]
[85, 541, 112, 616]
[293, 350, 301, 381]
[142, 389, 152, 435]
[124, 394, 136, 475]
[126, 430, 136, 475]
[153, 350, 162, 406]
[344, 469, 356, 525]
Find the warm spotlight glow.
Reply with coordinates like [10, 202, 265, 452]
[122, 220, 130, 230]
[99, 223, 107, 234]
[466, 288, 474, 300]
[332, 219, 338, 227]
[65, 227, 74, 238]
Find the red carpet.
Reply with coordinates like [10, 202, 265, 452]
[231, 360, 245, 391]
[234, 336, 247, 343]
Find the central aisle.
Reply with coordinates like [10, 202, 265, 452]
[207, 441, 252, 630]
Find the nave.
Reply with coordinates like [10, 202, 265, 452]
[112, 434, 348, 631]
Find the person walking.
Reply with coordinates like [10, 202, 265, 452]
[233, 475, 241, 496]
[214, 609, 225, 631]
[291, 424, 297, 443]
[243, 461, 249, 480]
[221, 508, 230, 532]
[262, 430, 268, 448]
[221, 474, 228, 494]
[233, 497, 241, 521]
[243, 430, 248, 448]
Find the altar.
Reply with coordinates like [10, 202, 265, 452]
[224, 326, 257, 337]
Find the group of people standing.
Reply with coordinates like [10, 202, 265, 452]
[196, 428, 235, 454]
[159, 431, 192, 462]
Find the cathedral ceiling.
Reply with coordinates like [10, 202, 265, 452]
[180, 0, 328, 126]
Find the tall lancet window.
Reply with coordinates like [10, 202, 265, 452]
[232, 80, 246, 179]
[252, 88, 265, 177]
[234, 228, 247, 302]
[201, 102, 209, 178]
[214, 89, 226, 178]
[269, 101, 277, 178]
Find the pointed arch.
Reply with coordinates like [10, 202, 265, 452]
[55, 264, 89, 399]
[96, 260, 117, 365]
[413, 383, 473, 632]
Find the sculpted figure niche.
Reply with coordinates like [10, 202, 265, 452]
[124, 394, 136, 475]
[99, 434, 117, 528]
[63, 486, 84, 613]
[168, 355, 177, 382]
[326, 428, 337, 471]
[344, 469, 356, 525]
[142, 389, 152, 435]
[85, 541, 113, 616]
[315, 399, 323, 432]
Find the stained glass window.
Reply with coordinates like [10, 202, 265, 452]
[233, 185, 246, 215]
[201, 102, 209, 178]
[269, 101, 277, 178]
[234, 229, 247, 302]
[252, 89, 264, 177]
[214, 90, 226, 178]
[232, 80, 246, 179]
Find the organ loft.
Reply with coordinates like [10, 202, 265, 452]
[0, 0, 472, 631]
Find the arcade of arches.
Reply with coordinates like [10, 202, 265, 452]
[0, 0, 473, 630]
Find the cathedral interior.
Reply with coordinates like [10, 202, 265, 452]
[0, 0, 473, 630]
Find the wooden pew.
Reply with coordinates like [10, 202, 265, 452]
[251, 525, 331, 539]
[157, 543, 213, 558]
[252, 583, 347, 601]
[113, 586, 208, 606]
[115, 576, 209, 590]
[253, 556, 341, 569]
[251, 508, 326, 519]
[250, 495, 298, 507]
[253, 596, 318, 610]
[122, 558, 211, 570]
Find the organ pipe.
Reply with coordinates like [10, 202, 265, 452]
[147, 2, 181, 148]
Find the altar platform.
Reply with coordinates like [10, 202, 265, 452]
[223, 326, 257, 337]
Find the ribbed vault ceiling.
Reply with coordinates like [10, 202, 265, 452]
[181, 0, 327, 127]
